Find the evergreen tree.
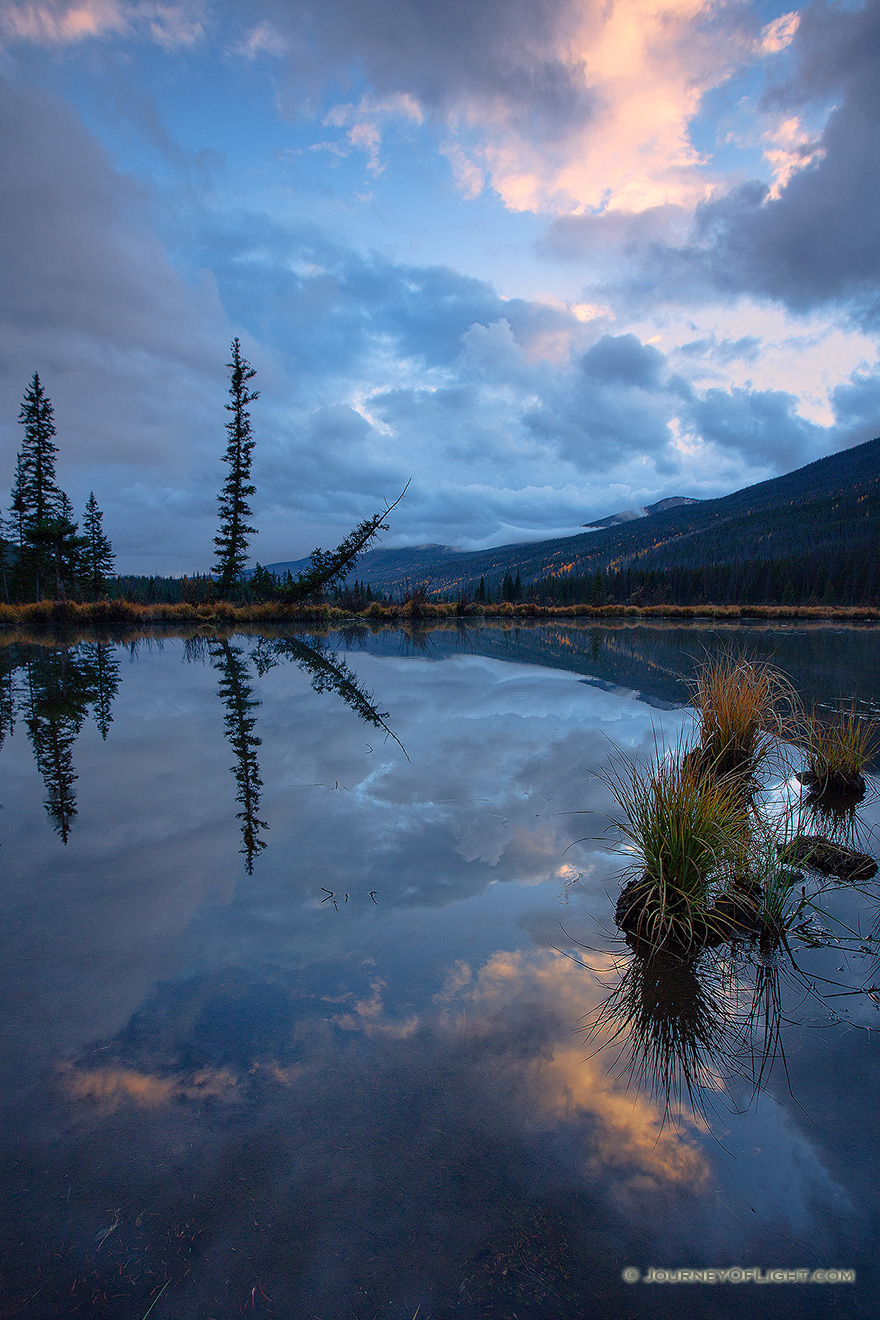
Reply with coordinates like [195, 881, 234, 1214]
[249, 562, 278, 601]
[80, 492, 115, 599]
[37, 492, 82, 601]
[213, 339, 259, 597]
[12, 373, 65, 599]
[0, 514, 13, 604]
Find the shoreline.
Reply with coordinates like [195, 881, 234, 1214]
[2, 598, 879, 631]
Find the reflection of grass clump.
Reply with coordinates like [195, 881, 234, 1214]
[691, 654, 792, 780]
[606, 748, 749, 953]
[801, 706, 879, 797]
[587, 948, 737, 1123]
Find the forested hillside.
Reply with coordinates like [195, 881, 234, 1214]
[267, 437, 879, 605]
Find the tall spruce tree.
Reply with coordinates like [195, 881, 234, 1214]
[12, 373, 65, 599]
[37, 492, 82, 602]
[213, 339, 259, 597]
[81, 492, 115, 599]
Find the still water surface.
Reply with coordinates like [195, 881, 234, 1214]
[1, 621, 878, 1319]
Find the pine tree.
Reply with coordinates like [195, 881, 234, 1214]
[81, 492, 115, 599]
[213, 339, 259, 597]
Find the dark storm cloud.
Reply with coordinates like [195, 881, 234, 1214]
[0, 71, 236, 568]
[829, 366, 880, 446]
[524, 335, 680, 474]
[0, 74, 223, 382]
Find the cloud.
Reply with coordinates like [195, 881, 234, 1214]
[0, 72, 236, 570]
[0, 0, 205, 48]
[542, 0, 880, 322]
[684, 383, 825, 470]
[1, 18, 877, 571]
[581, 333, 665, 390]
[255, 0, 765, 216]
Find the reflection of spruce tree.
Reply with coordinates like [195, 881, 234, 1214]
[0, 645, 17, 749]
[23, 647, 90, 841]
[211, 638, 268, 873]
[79, 642, 121, 740]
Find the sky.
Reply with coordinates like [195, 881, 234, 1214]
[0, 0, 879, 574]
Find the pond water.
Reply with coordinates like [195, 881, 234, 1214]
[1, 620, 878, 1320]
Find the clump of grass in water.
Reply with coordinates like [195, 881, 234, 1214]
[605, 744, 751, 954]
[800, 705, 879, 798]
[690, 654, 795, 781]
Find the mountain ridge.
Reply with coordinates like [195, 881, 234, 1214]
[265, 437, 880, 599]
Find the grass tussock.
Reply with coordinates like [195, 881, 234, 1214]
[690, 654, 795, 780]
[605, 745, 750, 952]
[800, 705, 880, 795]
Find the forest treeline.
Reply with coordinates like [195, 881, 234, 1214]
[2, 342, 404, 611]
[3, 343, 878, 612]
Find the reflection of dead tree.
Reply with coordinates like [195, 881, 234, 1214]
[250, 635, 408, 760]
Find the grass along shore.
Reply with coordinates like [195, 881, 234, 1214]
[2, 598, 880, 631]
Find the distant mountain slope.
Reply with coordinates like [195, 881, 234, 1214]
[267, 437, 880, 598]
[583, 495, 701, 529]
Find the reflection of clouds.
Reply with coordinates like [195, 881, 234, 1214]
[0, 639, 686, 1102]
[435, 950, 710, 1199]
[44, 939, 859, 1311]
[3, 632, 876, 1314]
[59, 1062, 240, 1109]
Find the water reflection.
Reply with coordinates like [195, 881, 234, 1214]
[586, 743, 879, 1133]
[0, 624, 878, 1318]
[210, 637, 269, 872]
[2, 632, 399, 866]
[4, 641, 121, 839]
